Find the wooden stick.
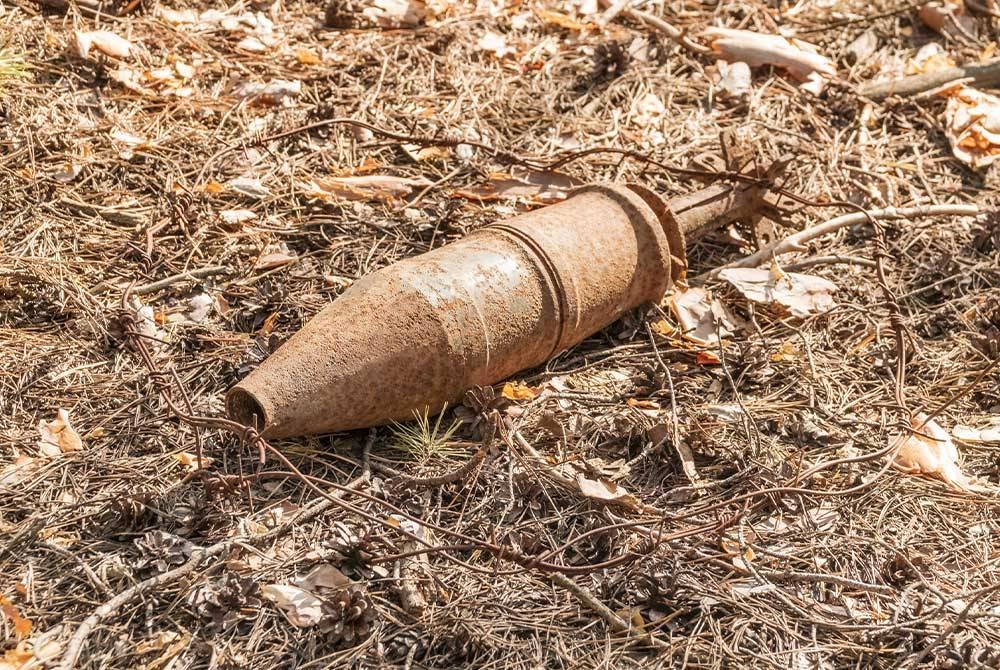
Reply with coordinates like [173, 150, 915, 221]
[91, 266, 229, 296]
[710, 204, 980, 276]
[598, 0, 709, 55]
[860, 58, 1000, 101]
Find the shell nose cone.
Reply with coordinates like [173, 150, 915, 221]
[225, 386, 268, 432]
[225, 275, 461, 438]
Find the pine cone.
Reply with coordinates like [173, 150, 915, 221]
[319, 585, 377, 645]
[189, 572, 261, 632]
[133, 530, 196, 572]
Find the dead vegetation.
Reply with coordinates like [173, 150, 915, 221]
[1, 0, 1000, 668]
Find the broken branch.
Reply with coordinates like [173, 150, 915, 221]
[860, 57, 1000, 101]
[711, 203, 980, 275]
[596, 0, 708, 55]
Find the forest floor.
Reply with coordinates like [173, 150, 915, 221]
[2, 0, 1000, 668]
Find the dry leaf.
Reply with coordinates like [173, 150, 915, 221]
[771, 340, 802, 362]
[233, 79, 301, 105]
[630, 91, 666, 129]
[720, 537, 755, 570]
[891, 413, 994, 492]
[37, 409, 83, 456]
[134, 631, 183, 656]
[696, 351, 722, 365]
[108, 65, 154, 96]
[906, 42, 955, 76]
[649, 318, 680, 338]
[716, 61, 752, 99]
[409, 146, 451, 161]
[218, 209, 257, 225]
[362, 0, 427, 28]
[536, 9, 589, 31]
[452, 169, 576, 203]
[187, 293, 215, 323]
[477, 31, 515, 58]
[501, 381, 539, 401]
[575, 474, 640, 508]
[667, 286, 738, 345]
[255, 244, 298, 271]
[294, 564, 350, 591]
[627, 398, 661, 419]
[0, 456, 42, 487]
[845, 30, 878, 65]
[236, 36, 268, 52]
[919, 1, 969, 35]
[304, 174, 430, 203]
[0, 642, 34, 670]
[172, 451, 214, 471]
[0, 597, 31, 639]
[295, 48, 321, 65]
[226, 177, 271, 198]
[919, 1, 958, 33]
[705, 28, 835, 91]
[260, 584, 325, 627]
[157, 7, 200, 24]
[718, 266, 838, 318]
[953, 418, 1000, 443]
[944, 86, 1000, 169]
[74, 30, 133, 59]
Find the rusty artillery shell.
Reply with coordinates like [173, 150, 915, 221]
[226, 184, 688, 438]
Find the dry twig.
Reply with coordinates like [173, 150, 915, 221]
[711, 203, 980, 274]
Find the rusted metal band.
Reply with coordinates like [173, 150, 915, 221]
[487, 222, 569, 362]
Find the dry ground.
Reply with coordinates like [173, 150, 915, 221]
[2, 0, 1000, 668]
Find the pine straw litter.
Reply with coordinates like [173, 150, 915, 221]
[2, 0, 1000, 668]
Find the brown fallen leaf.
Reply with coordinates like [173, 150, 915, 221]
[953, 418, 1000, 443]
[453, 169, 577, 204]
[627, 397, 660, 418]
[74, 30, 133, 59]
[232, 79, 301, 105]
[718, 265, 838, 318]
[255, 244, 298, 271]
[477, 31, 515, 58]
[362, 0, 427, 28]
[891, 413, 994, 492]
[0, 596, 32, 639]
[501, 381, 540, 401]
[716, 60, 752, 99]
[649, 318, 680, 338]
[260, 584, 325, 627]
[704, 27, 835, 92]
[295, 49, 322, 65]
[0, 641, 34, 670]
[666, 286, 738, 345]
[172, 451, 214, 472]
[944, 86, 1000, 169]
[695, 351, 721, 365]
[575, 474, 640, 509]
[37, 409, 83, 457]
[906, 43, 956, 76]
[294, 564, 350, 591]
[0, 456, 42, 487]
[720, 537, 755, 571]
[919, 1, 974, 37]
[535, 9, 590, 32]
[303, 174, 431, 203]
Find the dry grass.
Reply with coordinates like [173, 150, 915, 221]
[2, 0, 999, 668]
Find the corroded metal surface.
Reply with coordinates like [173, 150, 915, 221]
[227, 184, 683, 437]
